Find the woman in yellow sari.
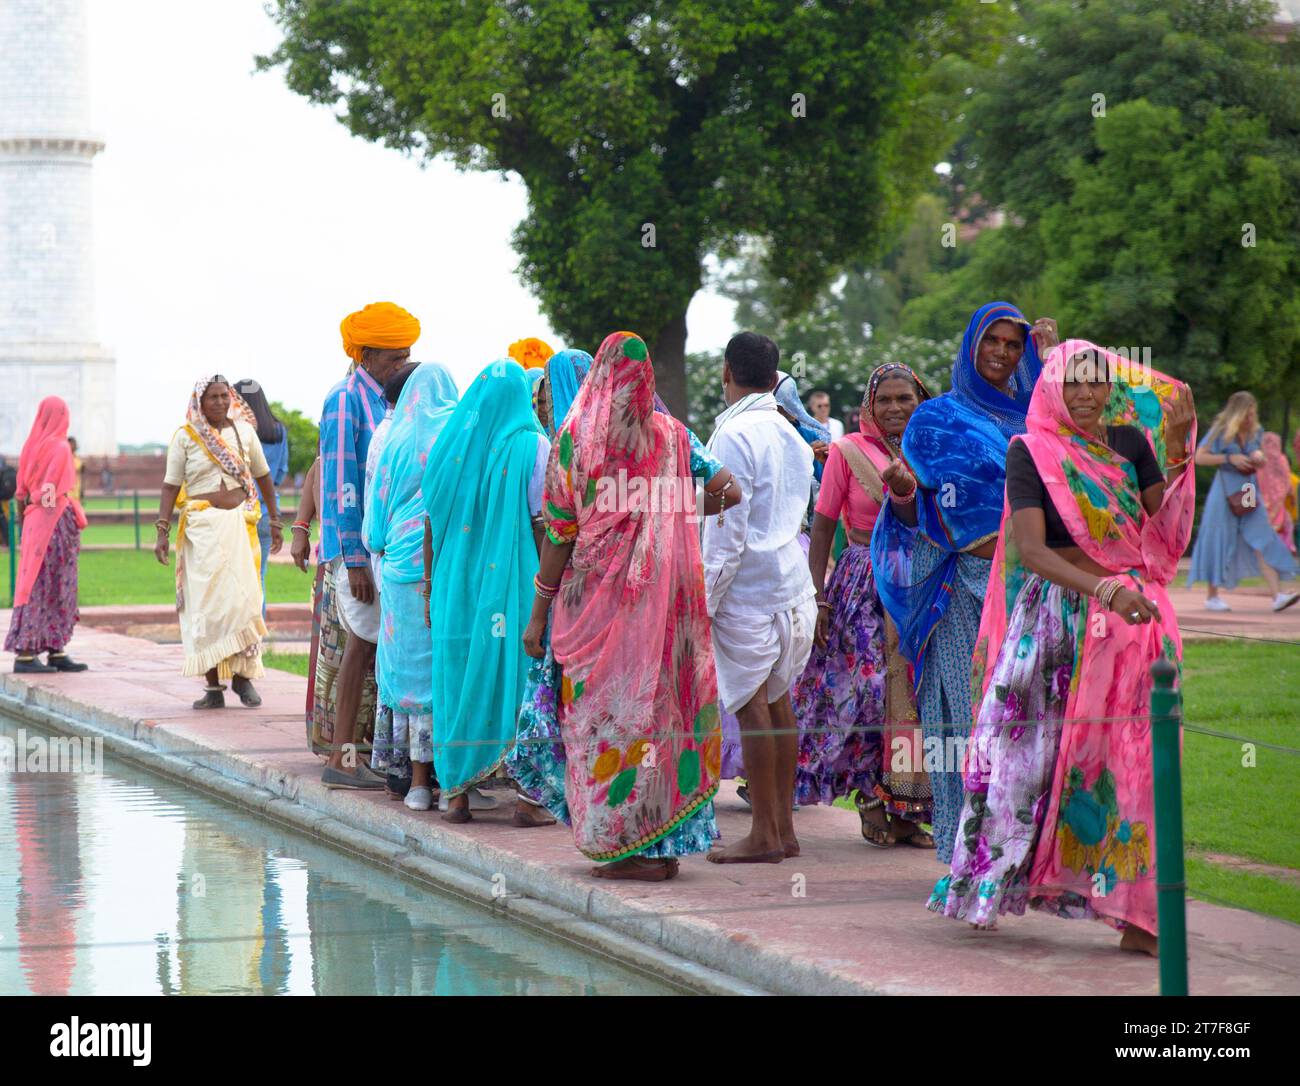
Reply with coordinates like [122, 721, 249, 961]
[155, 376, 283, 708]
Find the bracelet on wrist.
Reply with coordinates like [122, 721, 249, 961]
[891, 486, 916, 505]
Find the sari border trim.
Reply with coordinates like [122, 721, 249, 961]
[583, 781, 720, 862]
[444, 741, 515, 799]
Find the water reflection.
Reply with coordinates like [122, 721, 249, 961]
[0, 715, 674, 996]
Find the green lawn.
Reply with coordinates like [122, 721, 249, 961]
[264, 651, 311, 677]
[79, 522, 319, 548]
[72, 550, 315, 607]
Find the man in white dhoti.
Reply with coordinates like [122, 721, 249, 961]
[703, 333, 816, 863]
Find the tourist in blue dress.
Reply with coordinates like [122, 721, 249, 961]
[1187, 391, 1299, 613]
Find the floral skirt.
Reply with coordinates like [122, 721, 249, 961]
[927, 574, 1084, 927]
[508, 626, 719, 858]
[5, 507, 80, 655]
[507, 629, 570, 820]
[791, 544, 891, 808]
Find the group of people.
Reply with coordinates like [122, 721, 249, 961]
[7, 291, 1298, 960]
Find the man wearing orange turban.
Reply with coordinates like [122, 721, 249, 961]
[312, 301, 421, 789]
[341, 302, 422, 365]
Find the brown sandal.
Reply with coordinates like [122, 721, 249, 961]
[854, 791, 895, 848]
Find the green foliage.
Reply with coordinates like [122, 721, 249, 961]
[271, 401, 319, 479]
[258, 0, 1004, 412]
[903, 0, 1300, 421]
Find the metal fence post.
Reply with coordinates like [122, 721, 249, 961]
[1151, 656, 1188, 996]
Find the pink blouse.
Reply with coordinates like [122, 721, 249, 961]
[814, 439, 891, 534]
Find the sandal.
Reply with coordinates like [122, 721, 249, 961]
[896, 828, 936, 849]
[854, 791, 894, 848]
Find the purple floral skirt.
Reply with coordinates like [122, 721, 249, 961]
[5, 507, 80, 656]
[927, 574, 1085, 928]
[791, 543, 889, 807]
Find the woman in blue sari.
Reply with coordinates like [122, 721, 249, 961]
[509, 349, 592, 821]
[422, 360, 550, 823]
[873, 302, 1057, 863]
[364, 363, 460, 811]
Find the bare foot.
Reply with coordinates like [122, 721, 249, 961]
[512, 801, 557, 827]
[442, 796, 472, 824]
[1120, 926, 1158, 957]
[782, 835, 800, 858]
[707, 833, 784, 864]
[591, 857, 678, 881]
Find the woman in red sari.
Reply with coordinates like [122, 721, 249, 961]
[5, 397, 89, 674]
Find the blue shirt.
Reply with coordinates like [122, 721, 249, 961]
[262, 432, 290, 487]
[319, 366, 386, 566]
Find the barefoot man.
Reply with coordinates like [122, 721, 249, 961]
[703, 333, 817, 863]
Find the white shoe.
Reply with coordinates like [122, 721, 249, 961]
[1204, 597, 1231, 612]
[1272, 592, 1300, 613]
[404, 786, 433, 811]
[436, 786, 500, 812]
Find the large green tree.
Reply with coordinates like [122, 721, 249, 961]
[900, 0, 1300, 425]
[259, 0, 1001, 414]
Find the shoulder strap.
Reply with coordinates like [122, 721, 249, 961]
[835, 437, 884, 505]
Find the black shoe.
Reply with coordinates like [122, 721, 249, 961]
[193, 687, 226, 710]
[47, 652, 88, 672]
[14, 656, 57, 674]
[386, 772, 412, 798]
[231, 676, 262, 707]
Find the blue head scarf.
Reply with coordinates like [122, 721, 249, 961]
[772, 370, 832, 444]
[364, 363, 460, 584]
[544, 348, 593, 436]
[873, 301, 1042, 681]
[949, 301, 1041, 440]
[422, 360, 542, 794]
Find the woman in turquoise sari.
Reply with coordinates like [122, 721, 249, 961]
[509, 349, 592, 818]
[422, 360, 550, 823]
[365, 363, 460, 811]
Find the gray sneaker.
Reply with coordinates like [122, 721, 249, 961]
[322, 765, 385, 790]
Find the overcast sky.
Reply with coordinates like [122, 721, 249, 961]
[89, 0, 735, 445]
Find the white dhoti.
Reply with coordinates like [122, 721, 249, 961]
[176, 501, 266, 678]
[330, 555, 381, 644]
[710, 596, 817, 714]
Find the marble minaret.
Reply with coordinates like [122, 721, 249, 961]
[0, 0, 115, 455]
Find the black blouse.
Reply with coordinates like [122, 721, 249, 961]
[1006, 425, 1163, 549]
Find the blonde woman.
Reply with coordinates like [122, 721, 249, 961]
[1188, 391, 1298, 612]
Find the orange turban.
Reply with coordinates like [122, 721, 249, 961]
[507, 337, 555, 370]
[340, 302, 422, 363]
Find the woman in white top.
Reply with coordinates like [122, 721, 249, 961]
[155, 376, 283, 708]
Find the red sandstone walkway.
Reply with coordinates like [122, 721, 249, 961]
[2, 622, 1297, 995]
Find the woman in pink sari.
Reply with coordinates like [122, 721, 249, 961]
[5, 397, 89, 673]
[1258, 432, 1296, 554]
[521, 330, 735, 881]
[927, 341, 1196, 955]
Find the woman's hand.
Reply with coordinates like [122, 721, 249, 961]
[1110, 586, 1160, 625]
[1161, 384, 1195, 460]
[811, 440, 829, 464]
[1228, 452, 1256, 473]
[1030, 317, 1060, 354]
[290, 529, 311, 572]
[881, 457, 916, 496]
[269, 524, 284, 555]
[154, 531, 170, 566]
[523, 615, 546, 658]
[814, 604, 831, 649]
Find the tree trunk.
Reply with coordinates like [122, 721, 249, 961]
[652, 310, 690, 420]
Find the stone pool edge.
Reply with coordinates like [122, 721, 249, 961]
[0, 677, 872, 996]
